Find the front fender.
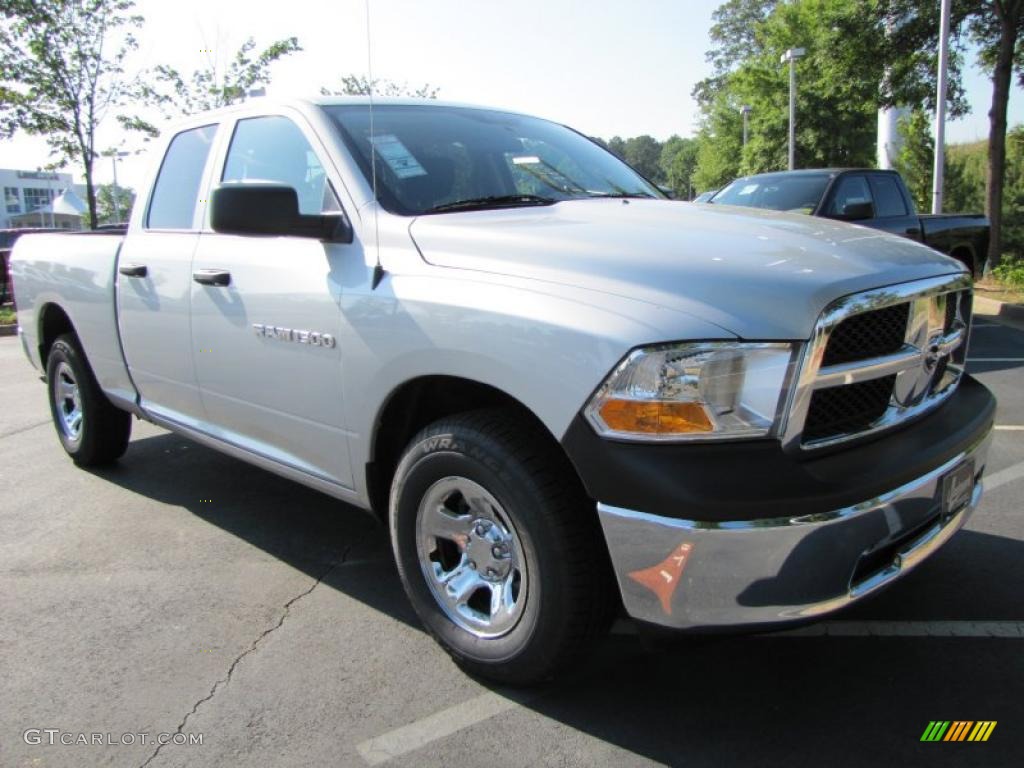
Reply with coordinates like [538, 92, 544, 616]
[339, 270, 735, 502]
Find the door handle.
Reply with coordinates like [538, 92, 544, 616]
[193, 269, 231, 287]
[118, 263, 148, 278]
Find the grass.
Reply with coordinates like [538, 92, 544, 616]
[978, 255, 1024, 305]
[977, 282, 1024, 305]
[0, 305, 15, 326]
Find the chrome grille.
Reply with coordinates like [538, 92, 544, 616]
[783, 274, 972, 450]
[803, 375, 897, 442]
[821, 303, 909, 366]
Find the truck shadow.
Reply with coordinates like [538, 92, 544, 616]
[90, 429, 421, 631]
[91, 429, 1024, 767]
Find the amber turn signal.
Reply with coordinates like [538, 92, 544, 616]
[598, 399, 714, 434]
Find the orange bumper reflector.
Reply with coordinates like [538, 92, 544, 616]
[599, 399, 713, 434]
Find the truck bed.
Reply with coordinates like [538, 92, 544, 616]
[918, 214, 989, 275]
[10, 231, 138, 408]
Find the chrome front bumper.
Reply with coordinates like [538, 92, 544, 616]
[597, 428, 992, 630]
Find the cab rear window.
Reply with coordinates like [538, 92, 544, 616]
[146, 124, 216, 230]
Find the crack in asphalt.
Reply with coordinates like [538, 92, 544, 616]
[0, 419, 50, 441]
[138, 527, 378, 768]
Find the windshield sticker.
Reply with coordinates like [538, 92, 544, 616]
[511, 155, 542, 165]
[739, 183, 759, 196]
[370, 134, 427, 179]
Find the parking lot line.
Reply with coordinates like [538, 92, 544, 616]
[357, 616, 1024, 765]
[993, 425, 1024, 431]
[357, 690, 528, 766]
[985, 458, 1024, 493]
[771, 621, 1024, 638]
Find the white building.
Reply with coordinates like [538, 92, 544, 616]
[1, 168, 78, 230]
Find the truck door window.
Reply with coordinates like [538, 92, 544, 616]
[222, 116, 340, 215]
[827, 175, 873, 217]
[146, 124, 216, 230]
[869, 175, 909, 217]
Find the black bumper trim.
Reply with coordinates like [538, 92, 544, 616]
[561, 374, 995, 523]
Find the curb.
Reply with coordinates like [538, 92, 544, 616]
[0, 324, 16, 337]
[974, 295, 1024, 324]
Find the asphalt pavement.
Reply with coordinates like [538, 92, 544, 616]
[1, 310, 1022, 768]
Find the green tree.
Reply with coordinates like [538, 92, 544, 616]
[660, 135, 699, 198]
[945, 139, 987, 213]
[967, 1, 1024, 267]
[705, 0, 778, 76]
[692, 99, 744, 192]
[95, 182, 134, 224]
[1005, 126, 1024, 258]
[321, 75, 439, 98]
[692, 0, 968, 187]
[0, 0, 146, 229]
[606, 136, 627, 159]
[945, 125, 1024, 263]
[894, 109, 934, 212]
[622, 135, 664, 183]
[142, 36, 301, 117]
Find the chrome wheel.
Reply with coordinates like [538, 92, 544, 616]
[416, 476, 528, 638]
[53, 361, 83, 443]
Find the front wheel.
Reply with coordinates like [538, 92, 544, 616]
[46, 334, 131, 466]
[390, 410, 613, 684]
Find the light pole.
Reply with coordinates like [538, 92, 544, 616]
[740, 105, 752, 148]
[35, 167, 46, 228]
[781, 48, 805, 170]
[110, 151, 129, 223]
[931, 0, 952, 214]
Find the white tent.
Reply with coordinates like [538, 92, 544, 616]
[50, 188, 87, 216]
[8, 187, 85, 230]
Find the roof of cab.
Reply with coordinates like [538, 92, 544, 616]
[161, 95, 536, 133]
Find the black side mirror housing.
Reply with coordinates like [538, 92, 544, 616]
[839, 200, 874, 221]
[210, 184, 353, 243]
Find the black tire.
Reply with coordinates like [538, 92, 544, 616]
[390, 409, 613, 685]
[46, 334, 131, 466]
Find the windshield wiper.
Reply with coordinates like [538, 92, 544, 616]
[587, 191, 656, 199]
[425, 195, 557, 213]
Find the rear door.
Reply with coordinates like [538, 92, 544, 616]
[117, 124, 218, 427]
[866, 173, 922, 239]
[189, 112, 357, 488]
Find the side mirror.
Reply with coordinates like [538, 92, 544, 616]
[839, 200, 874, 221]
[210, 184, 353, 243]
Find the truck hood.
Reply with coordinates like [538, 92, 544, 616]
[408, 199, 965, 339]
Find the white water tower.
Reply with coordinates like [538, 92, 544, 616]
[877, 105, 908, 170]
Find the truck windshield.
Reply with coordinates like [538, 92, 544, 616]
[711, 173, 832, 213]
[324, 105, 662, 215]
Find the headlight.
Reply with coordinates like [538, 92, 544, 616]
[584, 342, 799, 441]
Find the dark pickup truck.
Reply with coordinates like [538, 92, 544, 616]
[708, 169, 989, 276]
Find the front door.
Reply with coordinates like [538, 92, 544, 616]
[824, 173, 921, 239]
[189, 114, 356, 488]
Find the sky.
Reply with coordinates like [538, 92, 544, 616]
[1, 0, 1020, 190]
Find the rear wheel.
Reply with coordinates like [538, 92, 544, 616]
[390, 410, 613, 684]
[46, 334, 131, 466]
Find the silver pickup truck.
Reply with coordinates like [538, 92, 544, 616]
[11, 97, 996, 684]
